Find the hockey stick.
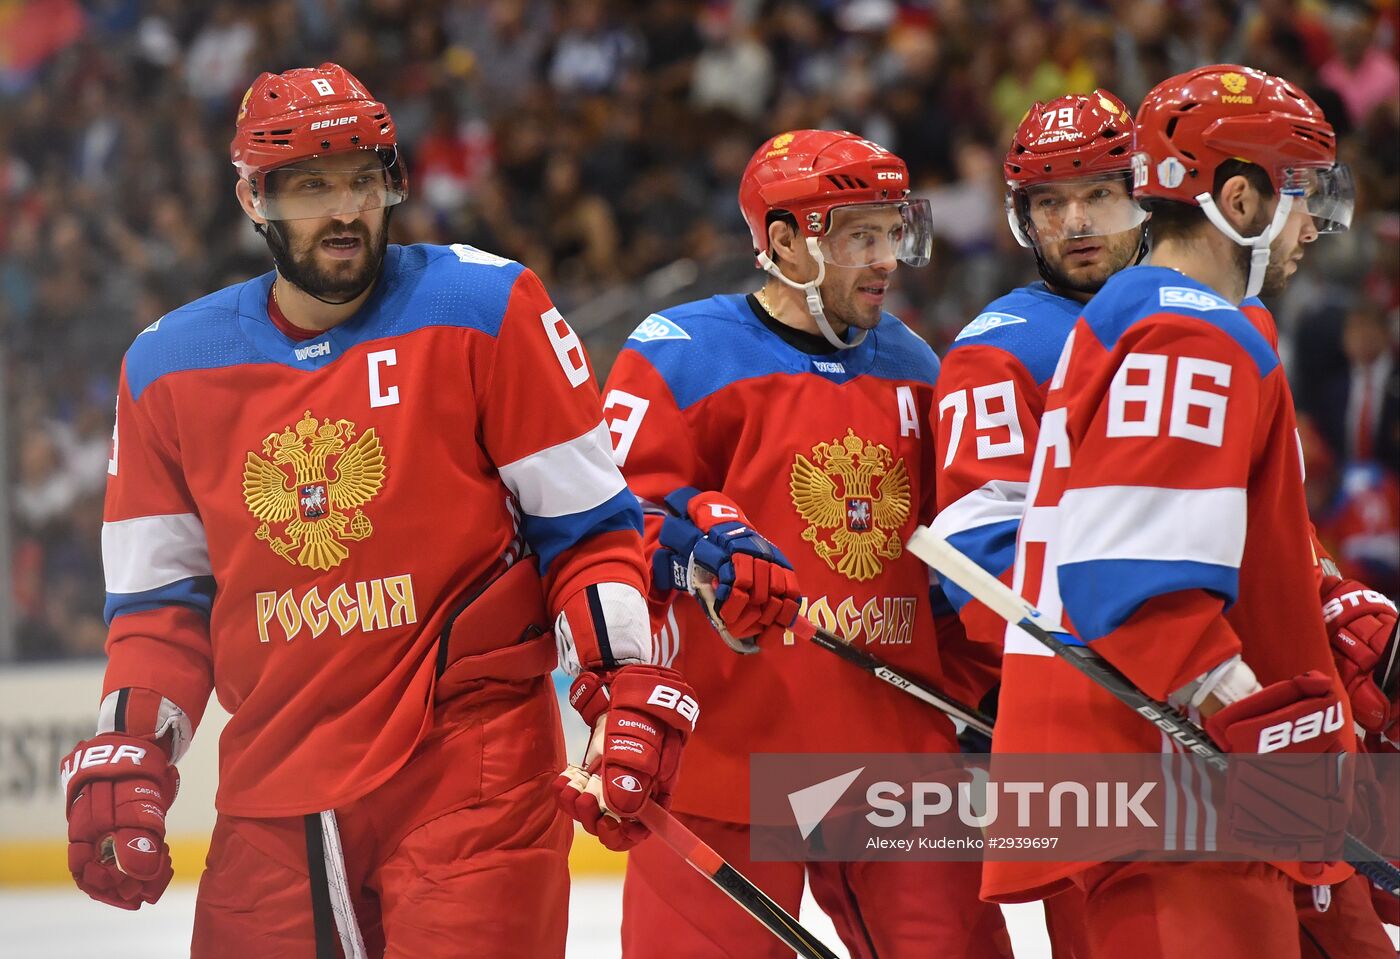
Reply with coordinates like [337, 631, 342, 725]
[905, 525, 1400, 897]
[1374, 620, 1399, 700]
[561, 767, 840, 959]
[696, 581, 997, 735]
[790, 617, 996, 738]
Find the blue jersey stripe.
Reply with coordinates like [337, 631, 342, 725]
[1059, 558, 1239, 642]
[522, 486, 645, 573]
[938, 519, 1019, 612]
[105, 575, 217, 624]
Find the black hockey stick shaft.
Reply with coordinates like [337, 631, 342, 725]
[906, 526, 1400, 897]
[1374, 619, 1399, 699]
[791, 617, 996, 737]
[635, 800, 841, 959]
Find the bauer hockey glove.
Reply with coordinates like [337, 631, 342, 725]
[62, 733, 178, 909]
[654, 487, 802, 646]
[554, 664, 697, 851]
[1204, 671, 1351, 864]
[1320, 575, 1398, 742]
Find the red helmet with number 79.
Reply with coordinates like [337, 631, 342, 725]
[1004, 89, 1145, 250]
[230, 62, 407, 221]
[1132, 64, 1352, 297]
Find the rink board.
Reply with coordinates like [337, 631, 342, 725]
[0, 661, 622, 884]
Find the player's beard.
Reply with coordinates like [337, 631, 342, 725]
[1038, 226, 1144, 297]
[821, 272, 888, 333]
[264, 215, 389, 305]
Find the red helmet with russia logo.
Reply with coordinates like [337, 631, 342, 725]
[230, 63, 407, 221]
[1132, 64, 1352, 296]
[738, 129, 931, 267]
[738, 130, 933, 350]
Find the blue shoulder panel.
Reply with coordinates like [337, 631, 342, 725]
[621, 295, 937, 410]
[124, 244, 528, 400]
[946, 283, 1082, 385]
[1081, 266, 1279, 376]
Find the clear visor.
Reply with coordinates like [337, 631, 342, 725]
[255, 149, 407, 221]
[1282, 164, 1354, 234]
[1013, 174, 1147, 244]
[818, 199, 933, 269]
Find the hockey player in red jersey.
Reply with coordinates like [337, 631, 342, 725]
[932, 89, 1146, 959]
[992, 64, 1396, 958]
[601, 130, 1011, 958]
[936, 86, 1398, 959]
[59, 63, 696, 957]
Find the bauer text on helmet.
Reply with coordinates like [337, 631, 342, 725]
[231, 62, 408, 221]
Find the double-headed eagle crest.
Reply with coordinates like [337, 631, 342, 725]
[790, 429, 911, 581]
[243, 410, 386, 571]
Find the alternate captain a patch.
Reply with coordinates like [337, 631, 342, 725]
[243, 410, 387, 571]
[790, 429, 910, 582]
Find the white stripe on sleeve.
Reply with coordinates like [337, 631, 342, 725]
[1058, 486, 1246, 568]
[102, 513, 212, 594]
[498, 421, 628, 519]
[929, 479, 1029, 539]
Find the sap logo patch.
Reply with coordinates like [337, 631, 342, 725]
[450, 243, 513, 268]
[628, 314, 690, 343]
[1160, 287, 1232, 312]
[294, 341, 332, 361]
[955, 312, 1027, 340]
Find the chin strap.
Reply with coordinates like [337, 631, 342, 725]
[1194, 191, 1295, 299]
[757, 237, 866, 350]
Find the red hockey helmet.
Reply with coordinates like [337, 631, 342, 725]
[1005, 89, 1136, 187]
[1004, 89, 1145, 248]
[1133, 64, 1351, 232]
[230, 63, 407, 220]
[738, 129, 932, 269]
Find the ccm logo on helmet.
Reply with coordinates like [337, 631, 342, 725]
[876, 171, 902, 180]
[1257, 703, 1345, 753]
[309, 116, 357, 132]
[646, 685, 700, 728]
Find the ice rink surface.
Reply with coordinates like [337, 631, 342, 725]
[0, 880, 1053, 958]
[3, 881, 1393, 957]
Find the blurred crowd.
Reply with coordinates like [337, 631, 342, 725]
[2, 0, 1397, 661]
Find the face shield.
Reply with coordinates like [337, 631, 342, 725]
[1282, 164, 1354, 234]
[254, 147, 407, 221]
[819, 200, 933, 269]
[1008, 173, 1147, 247]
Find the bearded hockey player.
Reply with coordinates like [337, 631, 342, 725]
[934, 85, 1398, 959]
[989, 64, 1395, 958]
[60, 63, 696, 957]
[600, 130, 1011, 958]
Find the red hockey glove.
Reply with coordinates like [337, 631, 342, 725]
[62, 733, 179, 909]
[1204, 672, 1351, 863]
[554, 665, 697, 851]
[1320, 576, 1398, 739]
[655, 488, 802, 648]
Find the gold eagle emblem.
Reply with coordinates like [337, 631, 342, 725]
[243, 410, 386, 571]
[1220, 72, 1248, 95]
[790, 429, 911, 582]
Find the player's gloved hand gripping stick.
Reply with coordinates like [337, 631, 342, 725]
[655, 487, 803, 653]
[906, 525, 1400, 897]
[558, 766, 839, 959]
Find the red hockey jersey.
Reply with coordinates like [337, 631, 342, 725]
[989, 265, 1354, 900]
[101, 243, 647, 817]
[603, 294, 963, 825]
